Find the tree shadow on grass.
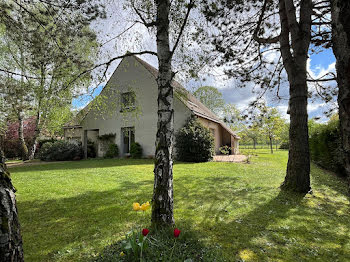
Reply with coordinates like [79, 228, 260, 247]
[17, 179, 154, 261]
[201, 189, 349, 261]
[174, 173, 350, 261]
[310, 163, 350, 199]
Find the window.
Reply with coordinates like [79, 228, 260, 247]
[121, 127, 135, 154]
[121, 92, 135, 111]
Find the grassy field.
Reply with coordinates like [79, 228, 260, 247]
[9, 149, 350, 261]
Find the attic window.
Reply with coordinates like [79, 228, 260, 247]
[187, 101, 198, 108]
[121, 92, 136, 111]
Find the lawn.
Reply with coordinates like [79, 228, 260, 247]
[9, 149, 350, 261]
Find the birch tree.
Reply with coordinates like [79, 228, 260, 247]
[0, 1, 103, 159]
[130, 0, 195, 226]
[0, 107, 24, 261]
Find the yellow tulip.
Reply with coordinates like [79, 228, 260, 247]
[140, 202, 151, 211]
[133, 202, 141, 211]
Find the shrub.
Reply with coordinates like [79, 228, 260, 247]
[175, 116, 214, 162]
[104, 144, 119, 158]
[219, 145, 231, 155]
[130, 142, 142, 158]
[279, 142, 289, 149]
[309, 118, 346, 176]
[38, 140, 83, 161]
[38, 138, 57, 148]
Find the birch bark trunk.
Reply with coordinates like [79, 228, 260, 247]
[0, 149, 24, 261]
[279, 0, 312, 193]
[331, 0, 350, 187]
[151, 0, 175, 226]
[28, 112, 40, 160]
[17, 112, 28, 161]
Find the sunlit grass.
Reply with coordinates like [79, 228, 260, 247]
[10, 151, 350, 261]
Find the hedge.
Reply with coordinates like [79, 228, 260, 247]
[309, 119, 346, 176]
[38, 140, 83, 161]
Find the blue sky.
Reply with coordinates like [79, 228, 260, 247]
[309, 48, 335, 74]
[72, 85, 103, 110]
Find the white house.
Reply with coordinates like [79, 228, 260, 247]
[63, 55, 239, 158]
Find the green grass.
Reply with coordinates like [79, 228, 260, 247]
[9, 150, 350, 261]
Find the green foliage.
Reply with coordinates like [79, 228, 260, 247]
[0, 1, 103, 151]
[219, 145, 231, 155]
[193, 86, 225, 114]
[38, 140, 83, 161]
[309, 118, 346, 176]
[98, 133, 116, 156]
[104, 144, 119, 159]
[118, 229, 149, 261]
[222, 103, 244, 132]
[175, 116, 214, 162]
[279, 141, 289, 149]
[130, 142, 142, 158]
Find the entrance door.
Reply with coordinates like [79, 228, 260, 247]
[122, 127, 135, 155]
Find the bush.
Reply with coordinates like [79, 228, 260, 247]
[38, 140, 83, 161]
[104, 144, 119, 158]
[219, 145, 231, 155]
[175, 116, 214, 162]
[309, 118, 346, 176]
[130, 142, 142, 158]
[279, 141, 289, 149]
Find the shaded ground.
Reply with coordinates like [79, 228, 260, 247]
[9, 150, 350, 261]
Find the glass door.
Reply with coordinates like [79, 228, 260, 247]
[122, 127, 135, 155]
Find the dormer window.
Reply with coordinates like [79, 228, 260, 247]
[121, 92, 135, 111]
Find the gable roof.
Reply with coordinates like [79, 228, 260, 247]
[65, 56, 239, 139]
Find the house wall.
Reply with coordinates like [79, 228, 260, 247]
[197, 116, 222, 154]
[222, 128, 231, 147]
[64, 128, 83, 141]
[79, 56, 191, 157]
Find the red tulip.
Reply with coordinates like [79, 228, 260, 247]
[142, 228, 150, 236]
[173, 228, 181, 238]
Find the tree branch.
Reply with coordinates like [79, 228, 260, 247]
[131, 1, 157, 27]
[253, 0, 280, 44]
[0, 68, 39, 79]
[170, 0, 195, 57]
[64, 51, 157, 90]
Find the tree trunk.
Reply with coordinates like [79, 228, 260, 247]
[331, 0, 350, 187]
[269, 136, 273, 154]
[28, 112, 41, 160]
[17, 112, 28, 161]
[151, 0, 175, 226]
[0, 149, 24, 261]
[253, 138, 256, 149]
[279, 0, 311, 193]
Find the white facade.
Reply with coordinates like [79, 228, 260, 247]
[64, 56, 239, 158]
[64, 56, 191, 157]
